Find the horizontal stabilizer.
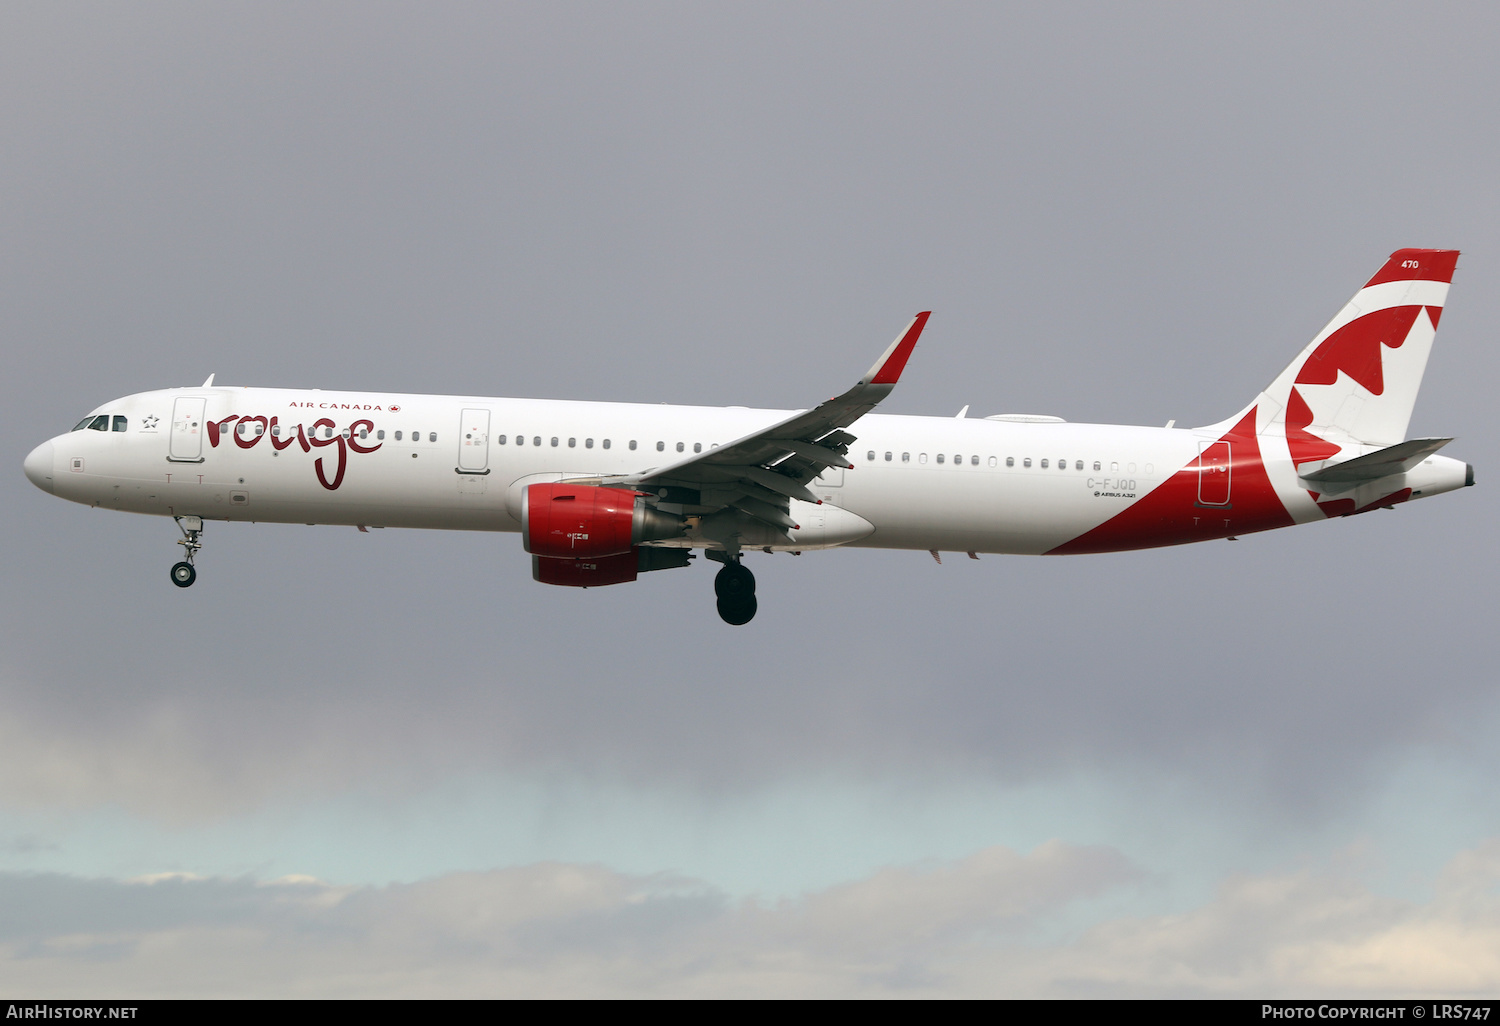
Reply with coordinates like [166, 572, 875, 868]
[1299, 437, 1453, 486]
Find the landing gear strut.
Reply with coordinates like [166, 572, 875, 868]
[714, 558, 757, 625]
[170, 515, 203, 588]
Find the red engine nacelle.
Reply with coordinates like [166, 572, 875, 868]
[521, 483, 683, 559]
[531, 550, 640, 587]
[532, 545, 695, 588]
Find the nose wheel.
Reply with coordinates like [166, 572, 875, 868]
[714, 559, 757, 625]
[170, 515, 204, 588]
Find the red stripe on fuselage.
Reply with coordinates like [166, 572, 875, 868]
[1046, 408, 1294, 554]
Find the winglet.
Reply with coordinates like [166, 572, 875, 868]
[202, 373, 216, 387]
[863, 312, 930, 385]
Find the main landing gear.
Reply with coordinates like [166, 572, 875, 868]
[170, 515, 203, 588]
[714, 558, 757, 625]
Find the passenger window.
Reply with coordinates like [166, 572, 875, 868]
[568, 437, 576, 448]
[971, 455, 978, 466]
[1057, 458, 1065, 470]
[342, 429, 351, 439]
[1006, 457, 1014, 467]
[378, 430, 386, 440]
[867, 451, 876, 461]
[936, 454, 945, 464]
[919, 453, 928, 464]
[988, 456, 997, 467]
[585, 438, 593, 448]
[1075, 460, 1082, 470]
[693, 443, 702, 453]
[89, 415, 108, 431]
[1093, 461, 1100, 471]
[112, 416, 128, 432]
[496, 433, 505, 444]
[603, 439, 611, 449]
[885, 452, 892, 462]
[1040, 459, 1048, 468]
[551, 437, 559, 447]
[395, 430, 403, 441]
[953, 454, 961, 465]
[629, 440, 637, 450]
[358, 428, 368, 440]
[1023, 458, 1031, 467]
[533, 437, 541, 447]
[676, 442, 685, 452]
[656, 441, 665, 452]
[902, 452, 910, 463]
[1111, 462, 1119, 471]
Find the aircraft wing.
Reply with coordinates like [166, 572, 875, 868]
[604, 312, 930, 527]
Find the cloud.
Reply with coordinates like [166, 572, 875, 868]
[0, 692, 374, 821]
[4, 840, 1497, 997]
[1015, 841, 1500, 997]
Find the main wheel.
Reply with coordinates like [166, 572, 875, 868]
[170, 561, 197, 588]
[714, 562, 756, 600]
[717, 594, 757, 625]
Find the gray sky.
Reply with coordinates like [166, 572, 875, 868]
[2, 1, 1498, 996]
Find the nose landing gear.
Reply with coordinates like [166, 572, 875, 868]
[714, 559, 757, 625]
[170, 515, 203, 588]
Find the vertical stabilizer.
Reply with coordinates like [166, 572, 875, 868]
[1220, 249, 1458, 467]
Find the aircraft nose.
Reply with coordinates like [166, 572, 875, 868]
[23, 439, 54, 494]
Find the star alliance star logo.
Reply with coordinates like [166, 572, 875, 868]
[142, 415, 159, 429]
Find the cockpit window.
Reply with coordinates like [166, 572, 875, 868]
[72, 418, 94, 431]
[88, 415, 109, 431]
[112, 416, 127, 432]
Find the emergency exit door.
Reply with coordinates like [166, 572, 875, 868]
[457, 408, 491, 473]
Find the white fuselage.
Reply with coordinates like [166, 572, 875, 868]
[26, 385, 1470, 556]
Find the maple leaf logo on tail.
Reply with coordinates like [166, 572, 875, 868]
[1249, 248, 1458, 518]
[1049, 250, 1460, 554]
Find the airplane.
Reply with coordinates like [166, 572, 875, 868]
[22, 249, 1473, 625]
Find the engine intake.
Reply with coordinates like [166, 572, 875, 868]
[521, 483, 684, 559]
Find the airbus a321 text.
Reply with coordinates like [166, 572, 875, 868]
[23, 250, 1474, 624]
